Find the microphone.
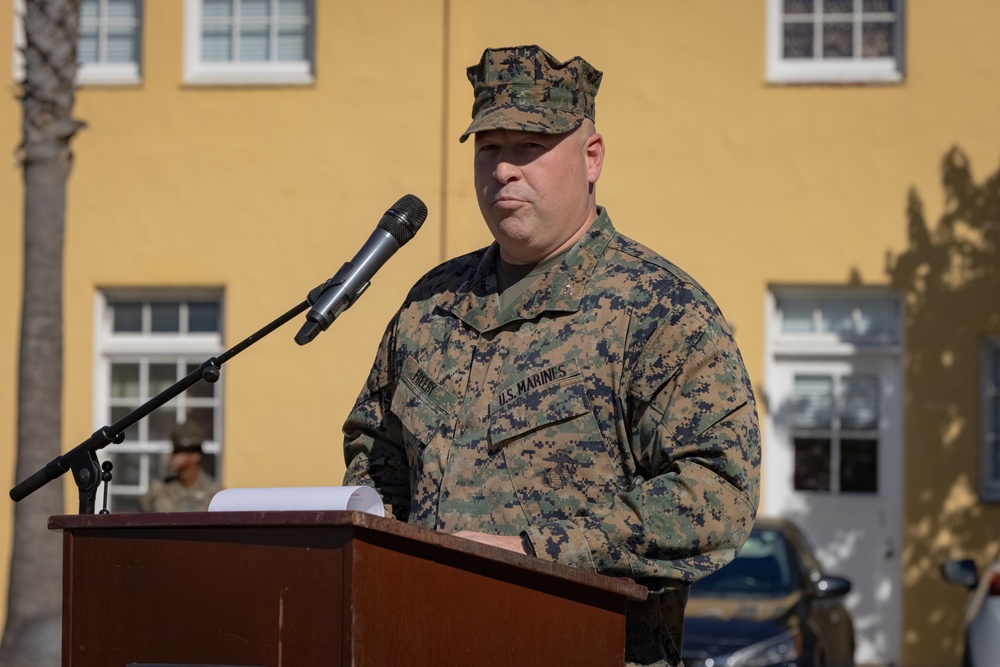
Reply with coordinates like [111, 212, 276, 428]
[295, 194, 428, 345]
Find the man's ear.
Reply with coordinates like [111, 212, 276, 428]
[585, 132, 605, 185]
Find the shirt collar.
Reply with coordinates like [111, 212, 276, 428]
[445, 207, 615, 333]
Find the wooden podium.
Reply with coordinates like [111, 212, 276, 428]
[50, 511, 647, 666]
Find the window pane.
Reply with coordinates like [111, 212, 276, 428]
[151, 302, 180, 332]
[793, 376, 833, 428]
[149, 408, 180, 442]
[842, 375, 880, 429]
[149, 363, 178, 396]
[783, 22, 815, 59]
[863, 0, 895, 12]
[79, 30, 100, 63]
[823, 22, 854, 58]
[242, 0, 270, 18]
[795, 438, 831, 491]
[203, 0, 233, 19]
[784, 0, 814, 13]
[821, 299, 854, 335]
[781, 300, 815, 333]
[858, 298, 896, 336]
[188, 301, 220, 333]
[111, 363, 140, 398]
[108, 0, 137, 19]
[81, 0, 100, 20]
[278, 0, 307, 17]
[277, 27, 306, 61]
[841, 439, 879, 493]
[823, 0, 853, 13]
[113, 452, 144, 485]
[113, 301, 143, 332]
[862, 21, 894, 57]
[202, 27, 232, 61]
[107, 28, 136, 63]
[239, 26, 270, 61]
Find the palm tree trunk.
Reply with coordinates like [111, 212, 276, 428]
[1, 1, 83, 665]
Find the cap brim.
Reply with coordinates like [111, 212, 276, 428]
[459, 104, 585, 142]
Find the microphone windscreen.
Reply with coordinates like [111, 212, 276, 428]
[378, 194, 428, 245]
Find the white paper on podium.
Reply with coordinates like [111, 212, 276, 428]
[207, 485, 385, 517]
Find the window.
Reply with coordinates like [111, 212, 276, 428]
[78, 0, 143, 85]
[766, 0, 905, 84]
[95, 291, 224, 512]
[183, 0, 315, 85]
[983, 340, 1000, 501]
[773, 289, 903, 351]
[792, 373, 880, 493]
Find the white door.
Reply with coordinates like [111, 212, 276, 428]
[764, 356, 902, 666]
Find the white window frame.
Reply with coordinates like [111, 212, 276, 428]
[77, 0, 143, 86]
[93, 289, 225, 512]
[12, 0, 142, 86]
[766, 0, 905, 84]
[183, 0, 315, 86]
[982, 338, 1000, 501]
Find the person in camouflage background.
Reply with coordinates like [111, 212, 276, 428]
[139, 421, 221, 513]
[343, 44, 760, 666]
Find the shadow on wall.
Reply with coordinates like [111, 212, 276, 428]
[885, 146, 1000, 662]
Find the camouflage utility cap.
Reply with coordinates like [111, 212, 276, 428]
[460, 45, 602, 143]
[171, 421, 205, 454]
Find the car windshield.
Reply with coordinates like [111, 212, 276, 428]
[688, 528, 796, 597]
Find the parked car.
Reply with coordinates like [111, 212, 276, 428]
[940, 549, 1000, 667]
[681, 517, 855, 667]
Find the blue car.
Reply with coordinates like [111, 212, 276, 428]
[682, 517, 855, 667]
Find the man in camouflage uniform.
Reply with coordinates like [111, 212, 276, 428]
[139, 421, 221, 512]
[343, 45, 760, 666]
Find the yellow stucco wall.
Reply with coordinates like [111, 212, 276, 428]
[2, 2, 999, 665]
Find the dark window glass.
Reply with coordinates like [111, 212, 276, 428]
[783, 22, 814, 58]
[114, 452, 143, 485]
[784, 0, 814, 13]
[188, 301, 221, 333]
[841, 438, 879, 493]
[795, 438, 831, 491]
[862, 0, 895, 12]
[823, 0, 853, 13]
[151, 301, 180, 332]
[862, 21, 894, 57]
[111, 363, 140, 398]
[149, 406, 178, 442]
[113, 301, 142, 332]
[823, 21, 854, 58]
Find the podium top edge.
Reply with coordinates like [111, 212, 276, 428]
[49, 511, 649, 601]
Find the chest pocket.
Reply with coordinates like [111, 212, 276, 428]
[391, 356, 457, 448]
[489, 364, 619, 521]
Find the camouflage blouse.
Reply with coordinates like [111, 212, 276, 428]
[343, 208, 760, 666]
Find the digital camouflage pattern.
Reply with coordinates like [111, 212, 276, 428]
[343, 209, 761, 666]
[138, 472, 221, 513]
[459, 45, 603, 142]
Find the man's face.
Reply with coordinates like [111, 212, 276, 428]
[473, 123, 604, 264]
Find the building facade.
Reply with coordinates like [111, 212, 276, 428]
[2, 2, 999, 665]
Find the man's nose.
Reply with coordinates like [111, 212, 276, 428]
[493, 159, 521, 183]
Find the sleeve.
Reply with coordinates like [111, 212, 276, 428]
[521, 312, 761, 589]
[341, 317, 411, 520]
